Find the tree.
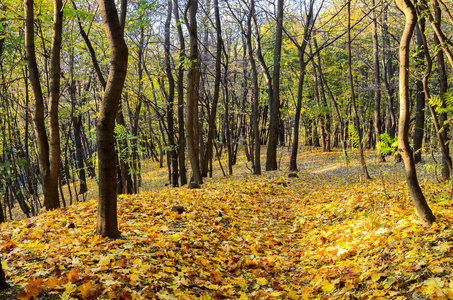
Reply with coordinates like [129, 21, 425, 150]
[24, 0, 63, 211]
[184, 0, 203, 186]
[266, 0, 284, 171]
[395, 0, 435, 227]
[96, 0, 129, 238]
[347, 0, 371, 180]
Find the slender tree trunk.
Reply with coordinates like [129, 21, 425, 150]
[396, 0, 435, 227]
[202, 0, 223, 177]
[24, 0, 61, 210]
[96, 0, 128, 238]
[184, 0, 202, 186]
[347, 0, 371, 179]
[174, 0, 187, 186]
[413, 23, 425, 164]
[372, 0, 384, 161]
[266, 0, 284, 171]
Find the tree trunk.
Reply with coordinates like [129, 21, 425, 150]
[0, 257, 8, 290]
[413, 23, 425, 164]
[96, 0, 128, 238]
[372, 0, 384, 161]
[347, 0, 371, 179]
[266, 0, 284, 171]
[24, 0, 61, 210]
[164, 0, 178, 187]
[174, 0, 187, 186]
[396, 0, 435, 227]
[184, 0, 202, 186]
[246, 0, 261, 175]
[202, 0, 223, 177]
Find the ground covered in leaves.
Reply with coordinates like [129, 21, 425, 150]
[1, 150, 453, 299]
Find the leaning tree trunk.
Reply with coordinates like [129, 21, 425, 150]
[396, 0, 435, 227]
[96, 0, 128, 238]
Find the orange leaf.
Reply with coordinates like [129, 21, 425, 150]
[68, 268, 79, 283]
[78, 280, 98, 299]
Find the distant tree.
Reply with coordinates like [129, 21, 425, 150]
[96, 0, 128, 238]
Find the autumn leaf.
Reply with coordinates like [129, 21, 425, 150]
[67, 268, 79, 283]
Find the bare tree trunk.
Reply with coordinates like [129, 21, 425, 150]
[396, 0, 435, 227]
[347, 0, 371, 179]
[246, 0, 261, 175]
[413, 23, 425, 164]
[184, 0, 202, 186]
[96, 0, 128, 238]
[266, 0, 284, 171]
[372, 0, 384, 161]
[202, 0, 223, 177]
[24, 0, 62, 210]
[174, 0, 187, 186]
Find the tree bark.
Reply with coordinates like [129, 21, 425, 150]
[413, 23, 425, 164]
[396, 0, 435, 227]
[174, 0, 187, 186]
[266, 0, 284, 171]
[24, 0, 62, 210]
[96, 0, 128, 238]
[184, 0, 202, 186]
[247, 0, 261, 175]
[371, 0, 384, 161]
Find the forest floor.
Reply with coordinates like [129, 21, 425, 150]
[1, 147, 453, 299]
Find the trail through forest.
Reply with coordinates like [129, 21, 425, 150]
[1, 150, 453, 299]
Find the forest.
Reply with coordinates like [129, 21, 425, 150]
[1, 0, 453, 298]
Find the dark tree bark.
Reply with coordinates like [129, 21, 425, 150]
[184, 0, 202, 186]
[164, 0, 178, 187]
[266, 0, 284, 171]
[413, 23, 425, 164]
[174, 0, 187, 186]
[24, 0, 62, 210]
[246, 0, 261, 175]
[96, 0, 128, 238]
[0, 257, 8, 290]
[396, 0, 435, 227]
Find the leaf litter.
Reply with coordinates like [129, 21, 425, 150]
[1, 150, 453, 299]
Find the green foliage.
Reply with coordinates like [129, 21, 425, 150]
[348, 124, 367, 149]
[377, 133, 398, 156]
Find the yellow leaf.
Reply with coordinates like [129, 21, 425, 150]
[256, 277, 268, 285]
[205, 283, 219, 290]
[321, 279, 335, 292]
[287, 290, 298, 300]
[371, 273, 381, 282]
[99, 256, 111, 266]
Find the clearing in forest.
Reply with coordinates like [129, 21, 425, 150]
[1, 150, 453, 299]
